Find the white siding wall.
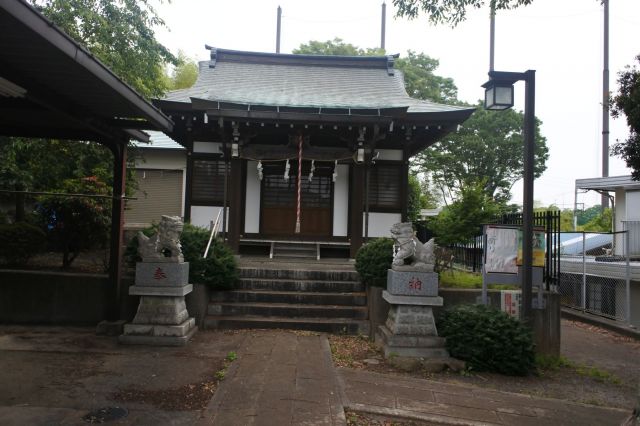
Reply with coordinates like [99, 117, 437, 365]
[626, 191, 640, 221]
[190, 206, 228, 231]
[333, 164, 349, 236]
[245, 161, 261, 233]
[135, 149, 186, 170]
[615, 188, 627, 255]
[364, 212, 402, 238]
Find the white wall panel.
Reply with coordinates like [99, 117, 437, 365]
[245, 161, 261, 233]
[363, 212, 401, 238]
[193, 141, 222, 154]
[332, 164, 349, 236]
[190, 205, 228, 231]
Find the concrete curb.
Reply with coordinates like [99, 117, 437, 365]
[562, 308, 640, 340]
[319, 335, 348, 426]
[344, 402, 496, 426]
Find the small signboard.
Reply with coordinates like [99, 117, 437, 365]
[485, 226, 519, 274]
[500, 290, 521, 318]
[516, 229, 546, 267]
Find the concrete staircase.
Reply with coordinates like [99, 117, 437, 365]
[270, 241, 319, 260]
[205, 260, 369, 334]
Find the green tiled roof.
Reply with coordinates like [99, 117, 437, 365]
[163, 49, 470, 115]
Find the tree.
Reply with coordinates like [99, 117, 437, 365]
[293, 38, 457, 103]
[611, 55, 640, 180]
[30, 0, 177, 98]
[415, 102, 548, 203]
[429, 182, 501, 244]
[168, 51, 199, 90]
[392, 0, 534, 26]
[37, 177, 112, 269]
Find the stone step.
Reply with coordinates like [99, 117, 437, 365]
[207, 302, 368, 319]
[239, 267, 359, 281]
[204, 315, 370, 334]
[211, 289, 367, 306]
[235, 278, 364, 293]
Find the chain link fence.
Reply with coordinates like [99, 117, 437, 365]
[558, 231, 631, 323]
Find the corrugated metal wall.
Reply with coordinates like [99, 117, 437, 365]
[125, 169, 183, 225]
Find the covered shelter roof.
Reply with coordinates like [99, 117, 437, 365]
[0, 0, 173, 143]
[576, 176, 640, 192]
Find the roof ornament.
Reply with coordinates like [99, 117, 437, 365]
[386, 55, 395, 76]
[205, 44, 217, 68]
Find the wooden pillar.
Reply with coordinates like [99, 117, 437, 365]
[350, 163, 365, 258]
[183, 134, 194, 222]
[227, 157, 243, 253]
[107, 142, 127, 321]
[401, 148, 409, 222]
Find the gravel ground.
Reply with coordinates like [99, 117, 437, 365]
[329, 319, 640, 410]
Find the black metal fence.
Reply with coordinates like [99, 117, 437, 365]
[449, 210, 561, 290]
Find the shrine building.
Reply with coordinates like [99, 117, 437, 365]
[153, 47, 475, 258]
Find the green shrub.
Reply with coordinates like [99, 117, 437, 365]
[355, 238, 393, 287]
[36, 177, 111, 269]
[125, 222, 238, 290]
[0, 222, 46, 266]
[438, 304, 535, 376]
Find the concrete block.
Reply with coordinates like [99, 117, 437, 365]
[387, 270, 438, 296]
[135, 262, 189, 287]
[382, 291, 443, 306]
[129, 284, 192, 297]
[124, 318, 196, 337]
[119, 326, 197, 346]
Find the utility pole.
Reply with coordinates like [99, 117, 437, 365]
[381, 2, 386, 50]
[489, 0, 495, 71]
[276, 6, 282, 54]
[602, 0, 610, 209]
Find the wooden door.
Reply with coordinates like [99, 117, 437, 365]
[261, 162, 332, 237]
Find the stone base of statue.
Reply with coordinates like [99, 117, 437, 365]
[120, 262, 197, 347]
[376, 269, 449, 360]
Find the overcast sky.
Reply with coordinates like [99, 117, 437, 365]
[154, 0, 640, 210]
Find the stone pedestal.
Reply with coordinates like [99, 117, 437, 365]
[120, 262, 197, 346]
[376, 269, 449, 360]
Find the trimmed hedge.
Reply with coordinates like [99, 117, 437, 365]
[0, 222, 46, 266]
[438, 304, 535, 376]
[355, 238, 393, 287]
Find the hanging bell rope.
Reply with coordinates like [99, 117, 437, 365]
[295, 134, 303, 234]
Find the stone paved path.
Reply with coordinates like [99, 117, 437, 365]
[339, 367, 630, 425]
[202, 331, 345, 425]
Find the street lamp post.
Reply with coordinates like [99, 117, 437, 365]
[482, 70, 536, 325]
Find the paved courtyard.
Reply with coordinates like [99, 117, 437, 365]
[0, 324, 634, 425]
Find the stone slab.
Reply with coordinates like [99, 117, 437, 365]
[135, 262, 189, 287]
[118, 326, 197, 346]
[382, 291, 443, 306]
[377, 324, 445, 348]
[385, 305, 438, 336]
[129, 284, 192, 297]
[123, 318, 196, 337]
[387, 269, 438, 296]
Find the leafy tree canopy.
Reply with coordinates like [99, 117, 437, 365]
[166, 51, 199, 90]
[30, 0, 177, 98]
[415, 102, 548, 204]
[611, 55, 640, 180]
[293, 38, 457, 103]
[392, 0, 534, 26]
[429, 182, 501, 244]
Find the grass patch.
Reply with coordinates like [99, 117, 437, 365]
[439, 270, 518, 290]
[536, 354, 622, 384]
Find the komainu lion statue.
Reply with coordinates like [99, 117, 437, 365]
[390, 222, 435, 271]
[137, 215, 184, 263]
